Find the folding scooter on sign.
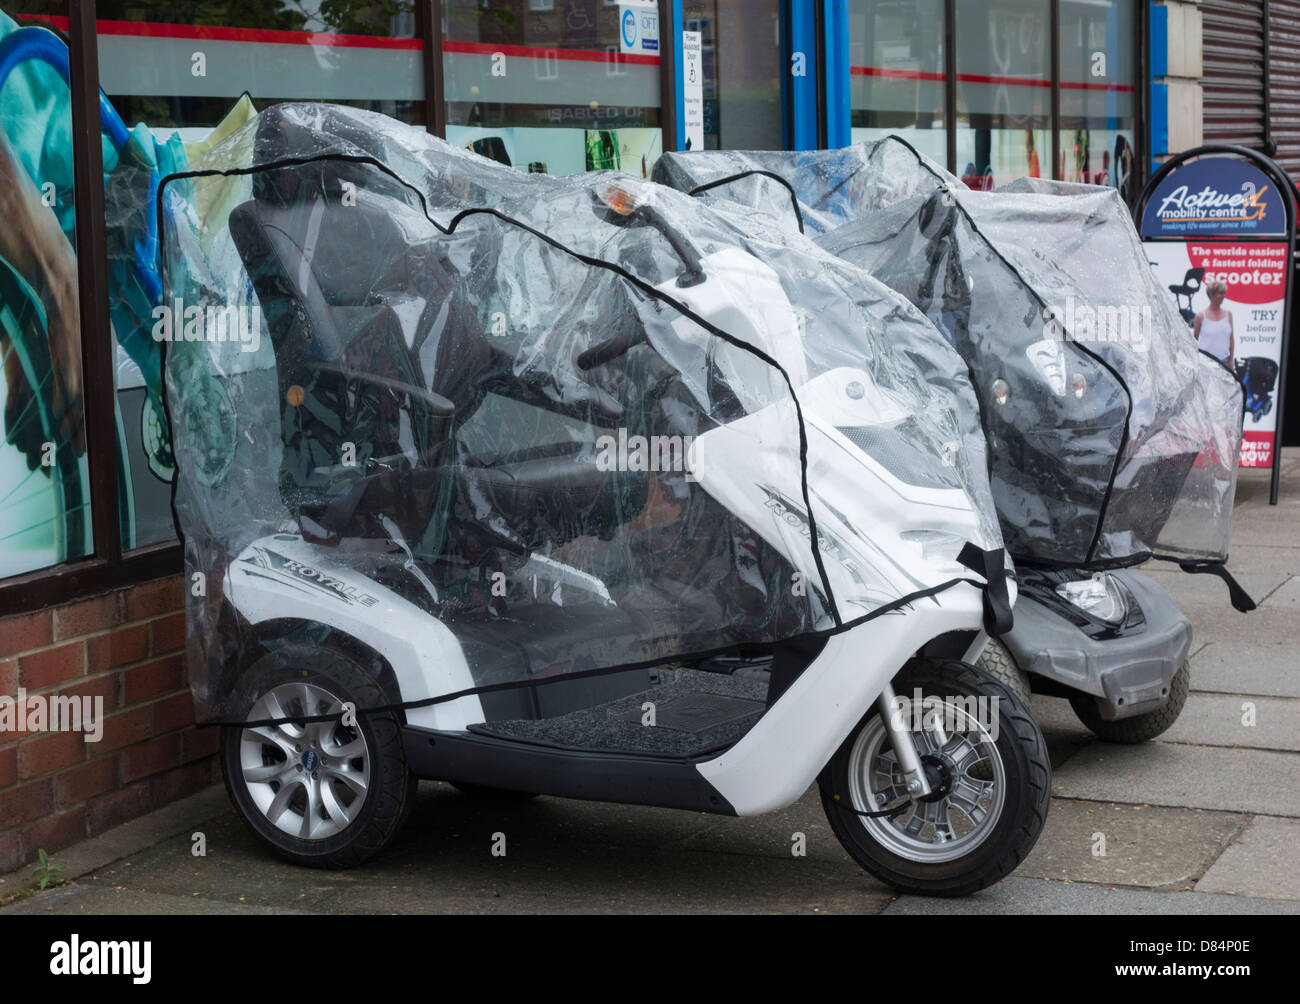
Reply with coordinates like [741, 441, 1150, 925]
[655, 141, 1251, 745]
[157, 103, 1053, 896]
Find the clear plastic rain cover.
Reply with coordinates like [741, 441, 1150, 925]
[655, 142, 1244, 569]
[157, 104, 1003, 724]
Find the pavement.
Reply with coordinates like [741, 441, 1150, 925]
[2, 451, 1297, 915]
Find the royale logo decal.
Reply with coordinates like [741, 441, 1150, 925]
[251, 548, 379, 607]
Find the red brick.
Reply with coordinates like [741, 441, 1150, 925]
[96, 705, 153, 753]
[52, 592, 122, 642]
[20, 807, 87, 861]
[182, 726, 220, 764]
[148, 760, 213, 807]
[150, 612, 187, 655]
[0, 779, 52, 827]
[56, 675, 119, 720]
[0, 657, 16, 698]
[87, 783, 149, 836]
[18, 730, 86, 780]
[54, 756, 119, 809]
[154, 691, 196, 735]
[17, 640, 85, 691]
[0, 746, 15, 788]
[0, 610, 53, 660]
[121, 733, 181, 784]
[123, 576, 185, 622]
[86, 623, 150, 672]
[0, 830, 20, 873]
[123, 655, 184, 704]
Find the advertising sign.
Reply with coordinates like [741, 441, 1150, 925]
[1139, 150, 1294, 484]
[682, 30, 704, 151]
[1146, 241, 1286, 467]
[1140, 158, 1288, 239]
[619, 3, 660, 56]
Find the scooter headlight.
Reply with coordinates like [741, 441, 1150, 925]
[900, 530, 967, 571]
[1056, 572, 1128, 625]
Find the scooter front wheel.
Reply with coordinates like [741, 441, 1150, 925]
[819, 658, 1051, 897]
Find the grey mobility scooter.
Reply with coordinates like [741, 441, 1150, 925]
[654, 142, 1250, 743]
[157, 104, 1051, 895]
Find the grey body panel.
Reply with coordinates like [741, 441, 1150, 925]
[1004, 570, 1192, 721]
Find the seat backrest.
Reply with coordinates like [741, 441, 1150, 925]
[228, 186, 450, 542]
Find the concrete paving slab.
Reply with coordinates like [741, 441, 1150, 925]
[1190, 543, 1300, 580]
[1052, 743, 1300, 816]
[0, 786, 231, 901]
[40, 785, 895, 914]
[1195, 816, 1300, 900]
[1, 884, 301, 915]
[1190, 642, 1300, 698]
[299, 848, 892, 914]
[671, 787, 858, 865]
[1132, 568, 1289, 612]
[883, 875, 1300, 914]
[1264, 576, 1300, 609]
[1173, 604, 1299, 649]
[1019, 799, 1248, 889]
[1224, 498, 1300, 546]
[1159, 693, 1300, 751]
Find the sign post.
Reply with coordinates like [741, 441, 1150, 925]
[1135, 146, 1295, 505]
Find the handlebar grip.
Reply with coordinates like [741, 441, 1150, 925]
[577, 333, 635, 371]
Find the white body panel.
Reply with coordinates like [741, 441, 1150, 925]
[696, 579, 1014, 815]
[224, 535, 483, 731]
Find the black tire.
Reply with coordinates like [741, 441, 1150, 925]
[220, 642, 417, 868]
[1069, 659, 1189, 744]
[449, 782, 540, 802]
[819, 658, 1051, 897]
[976, 637, 1031, 707]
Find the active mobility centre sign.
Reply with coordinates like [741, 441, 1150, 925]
[1137, 147, 1294, 503]
[1140, 157, 1288, 238]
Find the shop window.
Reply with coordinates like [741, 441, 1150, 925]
[1059, 0, 1136, 203]
[0, 2, 91, 579]
[954, 0, 1051, 189]
[848, 0, 946, 166]
[683, 0, 782, 151]
[91, 3, 424, 552]
[443, 1, 664, 178]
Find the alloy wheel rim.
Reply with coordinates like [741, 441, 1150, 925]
[239, 681, 371, 840]
[847, 698, 1006, 863]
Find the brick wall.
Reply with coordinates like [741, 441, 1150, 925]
[0, 575, 217, 874]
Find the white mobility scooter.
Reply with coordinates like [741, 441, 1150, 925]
[157, 104, 1049, 896]
[655, 143, 1250, 744]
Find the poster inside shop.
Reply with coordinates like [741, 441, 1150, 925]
[1141, 156, 1290, 469]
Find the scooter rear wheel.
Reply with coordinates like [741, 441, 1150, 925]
[220, 643, 417, 868]
[819, 658, 1051, 897]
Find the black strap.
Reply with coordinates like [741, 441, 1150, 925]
[828, 793, 912, 819]
[958, 543, 1015, 636]
[1177, 560, 1258, 612]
